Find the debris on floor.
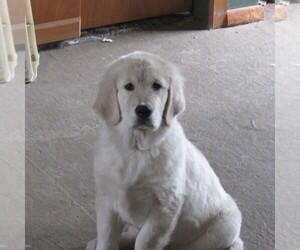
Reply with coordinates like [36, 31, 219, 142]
[250, 120, 257, 129]
[67, 40, 79, 45]
[101, 38, 113, 43]
[63, 36, 113, 47]
[258, 1, 267, 6]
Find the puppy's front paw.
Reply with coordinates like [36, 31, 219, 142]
[86, 238, 97, 250]
[228, 237, 244, 250]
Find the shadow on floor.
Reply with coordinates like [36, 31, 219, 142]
[38, 14, 207, 52]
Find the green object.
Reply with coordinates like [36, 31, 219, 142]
[192, 0, 210, 26]
[228, 0, 259, 9]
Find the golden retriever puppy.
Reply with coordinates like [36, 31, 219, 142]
[87, 51, 243, 250]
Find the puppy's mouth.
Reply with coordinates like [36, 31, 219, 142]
[133, 119, 155, 131]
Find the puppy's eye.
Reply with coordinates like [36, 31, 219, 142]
[124, 83, 134, 91]
[152, 82, 162, 91]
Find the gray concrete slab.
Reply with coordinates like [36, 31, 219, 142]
[275, 5, 300, 250]
[0, 52, 25, 250]
[26, 6, 276, 250]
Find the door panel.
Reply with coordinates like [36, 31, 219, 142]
[31, 0, 80, 24]
[81, 0, 193, 29]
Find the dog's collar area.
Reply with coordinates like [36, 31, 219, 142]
[130, 126, 170, 152]
[133, 125, 155, 131]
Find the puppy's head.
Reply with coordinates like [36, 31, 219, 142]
[93, 51, 185, 131]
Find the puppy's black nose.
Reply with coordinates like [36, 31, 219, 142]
[135, 105, 152, 119]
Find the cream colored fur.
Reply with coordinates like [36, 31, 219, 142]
[87, 51, 243, 250]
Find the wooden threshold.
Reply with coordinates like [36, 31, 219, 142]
[34, 17, 81, 44]
[227, 5, 264, 27]
[275, 5, 287, 22]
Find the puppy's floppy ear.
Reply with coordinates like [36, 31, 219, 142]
[93, 70, 121, 126]
[163, 65, 185, 126]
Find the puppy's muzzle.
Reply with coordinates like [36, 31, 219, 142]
[134, 104, 154, 129]
[135, 105, 153, 119]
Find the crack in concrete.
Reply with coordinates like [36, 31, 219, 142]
[0, 155, 25, 175]
[25, 156, 96, 223]
[26, 125, 101, 142]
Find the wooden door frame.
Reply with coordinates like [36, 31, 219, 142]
[209, 0, 228, 28]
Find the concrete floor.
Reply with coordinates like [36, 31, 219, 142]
[0, 53, 25, 250]
[275, 5, 300, 250]
[26, 6, 275, 250]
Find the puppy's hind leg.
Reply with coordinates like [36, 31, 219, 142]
[183, 202, 242, 250]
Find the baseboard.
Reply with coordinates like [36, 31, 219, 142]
[34, 17, 81, 44]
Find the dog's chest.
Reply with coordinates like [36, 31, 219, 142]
[119, 148, 160, 183]
[97, 145, 164, 226]
[118, 182, 155, 227]
[116, 150, 160, 227]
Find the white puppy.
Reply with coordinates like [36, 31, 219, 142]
[87, 51, 243, 250]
